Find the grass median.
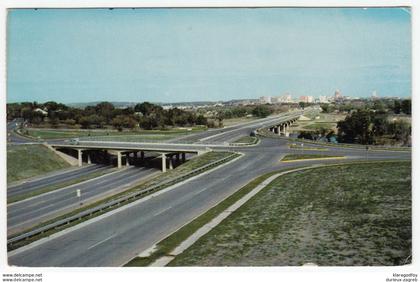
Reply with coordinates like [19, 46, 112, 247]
[169, 161, 411, 266]
[281, 154, 343, 162]
[231, 136, 258, 145]
[8, 151, 239, 251]
[21, 128, 205, 140]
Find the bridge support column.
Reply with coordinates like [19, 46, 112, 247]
[117, 151, 122, 169]
[140, 151, 144, 160]
[169, 156, 173, 170]
[176, 153, 180, 162]
[77, 149, 83, 167]
[285, 123, 290, 137]
[182, 153, 186, 162]
[277, 125, 281, 136]
[126, 153, 130, 167]
[161, 153, 167, 172]
[87, 154, 91, 165]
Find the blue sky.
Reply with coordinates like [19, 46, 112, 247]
[7, 8, 411, 103]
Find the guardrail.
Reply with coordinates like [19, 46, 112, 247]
[7, 153, 239, 248]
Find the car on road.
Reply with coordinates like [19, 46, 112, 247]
[68, 138, 80, 145]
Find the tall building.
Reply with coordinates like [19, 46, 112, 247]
[299, 96, 314, 103]
[371, 90, 379, 99]
[334, 90, 342, 100]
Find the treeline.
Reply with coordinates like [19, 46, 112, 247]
[7, 101, 208, 130]
[336, 110, 411, 146]
[298, 109, 411, 146]
[320, 99, 411, 115]
[215, 105, 273, 119]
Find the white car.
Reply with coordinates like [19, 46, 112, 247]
[68, 138, 80, 145]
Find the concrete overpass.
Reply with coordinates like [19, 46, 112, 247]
[47, 111, 305, 171]
[49, 141, 211, 172]
[266, 116, 300, 137]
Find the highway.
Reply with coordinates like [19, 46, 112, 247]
[169, 111, 301, 144]
[7, 164, 110, 199]
[7, 166, 158, 235]
[8, 135, 410, 266]
[6, 110, 411, 266]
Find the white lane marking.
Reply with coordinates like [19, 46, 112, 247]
[193, 188, 207, 195]
[153, 206, 172, 217]
[87, 234, 116, 250]
[7, 168, 125, 207]
[8, 153, 244, 257]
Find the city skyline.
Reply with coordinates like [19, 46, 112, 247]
[7, 7, 411, 103]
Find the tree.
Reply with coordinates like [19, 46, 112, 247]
[134, 102, 162, 116]
[401, 99, 411, 115]
[196, 115, 207, 125]
[337, 110, 375, 144]
[393, 100, 402, 114]
[388, 120, 411, 145]
[79, 114, 105, 129]
[320, 104, 334, 113]
[94, 102, 115, 123]
[252, 105, 271, 118]
[111, 115, 137, 131]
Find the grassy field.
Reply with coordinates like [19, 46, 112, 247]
[302, 122, 337, 131]
[170, 161, 411, 266]
[22, 128, 205, 140]
[223, 117, 260, 127]
[281, 154, 341, 161]
[7, 145, 70, 184]
[292, 113, 345, 133]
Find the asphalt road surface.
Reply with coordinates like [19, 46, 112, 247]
[8, 137, 410, 266]
[7, 166, 158, 236]
[7, 164, 110, 199]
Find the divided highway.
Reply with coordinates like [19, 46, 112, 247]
[7, 164, 110, 199]
[8, 166, 158, 235]
[8, 139, 410, 266]
[7, 111, 411, 266]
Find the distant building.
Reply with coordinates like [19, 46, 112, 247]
[259, 96, 272, 104]
[271, 94, 293, 104]
[299, 96, 314, 103]
[34, 108, 48, 116]
[334, 90, 342, 101]
[371, 90, 379, 99]
[319, 96, 328, 103]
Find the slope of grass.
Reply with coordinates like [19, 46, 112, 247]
[171, 161, 411, 266]
[7, 145, 70, 184]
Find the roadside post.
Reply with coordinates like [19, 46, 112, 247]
[76, 189, 82, 206]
